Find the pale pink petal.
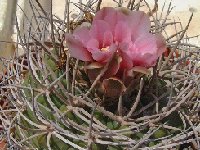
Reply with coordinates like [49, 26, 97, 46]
[87, 39, 99, 52]
[91, 44, 117, 63]
[142, 53, 158, 66]
[104, 10, 127, 32]
[142, 34, 166, 66]
[128, 11, 151, 41]
[65, 34, 92, 61]
[103, 31, 113, 47]
[87, 32, 113, 52]
[94, 7, 127, 32]
[94, 7, 117, 28]
[94, 7, 114, 20]
[131, 52, 157, 67]
[128, 33, 158, 67]
[90, 20, 111, 47]
[155, 34, 166, 56]
[118, 42, 129, 52]
[114, 21, 131, 43]
[134, 33, 157, 55]
[92, 51, 109, 62]
[73, 26, 90, 45]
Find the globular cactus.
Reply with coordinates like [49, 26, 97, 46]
[0, 0, 199, 149]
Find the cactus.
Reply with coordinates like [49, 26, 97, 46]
[0, 0, 199, 149]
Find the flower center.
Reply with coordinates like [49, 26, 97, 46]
[100, 46, 109, 52]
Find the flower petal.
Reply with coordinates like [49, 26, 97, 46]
[90, 20, 111, 47]
[94, 7, 116, 21]
[103, 31, 113, 47]
[92, 44, 117, 63]
[155, 34, 166, 56]
[73, 26, 91, 45]
[94, 7, 117, 29]
[104, 10, 127, 32]
[114, 21, 131, 43]
[134, 33, 157, 54]
[128, 11, 151, 41]
[94, 7, 127, 33]
[128, 33, 158, 66]
[87, 38, 99, 52]
[65, 34, 92, 61]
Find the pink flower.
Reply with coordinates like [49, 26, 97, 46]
[66, 7, 166, 78]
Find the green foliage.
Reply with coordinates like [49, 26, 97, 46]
[51, 135, 70, 150]
[108, 145, 123, 150]
[153, 129, 167, 139]
[107, 121, 119, 130]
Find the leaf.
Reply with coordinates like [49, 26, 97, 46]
[51, 134, 70, 149]
[153, 129, 167, 138]
[149, 141, 156, 147]
[107, 121, 114, 129]
[50, 93, 64, 108]
[38, 134, 47, 149]
[23, 108, 39, 124]
[59, 105, 68, 112]
[37, 95, 48, 107]
[136, 132, 144, 139]
[91, 143, 101, 150]
[112, 121, 119, 129]
[47, 58, 57, 70]
[107, 121, 119, 129]
[108, 145, 122, 150]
